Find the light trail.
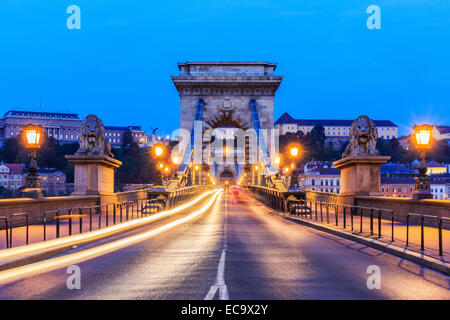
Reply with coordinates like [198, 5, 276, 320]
[0, 190, 223, 285]
[0, 189, 220, 261]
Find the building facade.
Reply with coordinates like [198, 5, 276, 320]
[0, 110, 150, 148]
[431, 177, 449, 200]
[0, 110, 82, 144]
[275, 112, 399, 140]
[432, 125, 450, 141]
[105, 125, 148, 148]
[380, 178, 415, 198]
[299, 162, 341, 194]
[23, 168, 66, 196]
[0, 163, 24, 191]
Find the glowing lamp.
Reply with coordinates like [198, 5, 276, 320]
[274, 156, 281, 165]
[172, 156, 181, 165]
[154, 144, 165, 157]
[413, 124, 432, 149]
[24, 124, 42, 148]
[290, 147, 299, 158]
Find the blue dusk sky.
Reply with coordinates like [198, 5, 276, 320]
[0, 0, 449, 137]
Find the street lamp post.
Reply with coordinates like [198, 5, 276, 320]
[153, 143, 166, 186]
[194, 164, 200, 185]
[413, 124, 433, 200]
[254, 164, 259, 185]
[289, 146, 300, 190]
[22, 124, 43, 199]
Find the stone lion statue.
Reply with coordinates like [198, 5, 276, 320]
[76, 114, 114, 157]
[342, 115, 379, 157]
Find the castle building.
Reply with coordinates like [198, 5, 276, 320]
[0, 110, 82, 144]
[432, 125, 450, 141]
[275, 112, 399, 140]
[0, 110, 149, 148]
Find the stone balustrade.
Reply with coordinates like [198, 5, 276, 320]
[355, 196, 450, 222]
[0, 195, 100, 227]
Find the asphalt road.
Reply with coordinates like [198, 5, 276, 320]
[0, 189, 448, 300]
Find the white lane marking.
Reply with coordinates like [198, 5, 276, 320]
[204, 191, 229, 300]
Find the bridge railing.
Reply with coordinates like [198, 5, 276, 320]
[0, 185, 215, 250]
[289, 191, 450, 258]
[245, 185, 305, 213]
[115, 188, 152, 203]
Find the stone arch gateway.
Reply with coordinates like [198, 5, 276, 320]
[172, 62, 283, 183]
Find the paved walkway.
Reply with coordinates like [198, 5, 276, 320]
[290, 203, 450, 262]
[0, 205, 150, 250]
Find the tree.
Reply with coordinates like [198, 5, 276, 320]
[0, 136, 26, 163]
[122, 129, 133, 148]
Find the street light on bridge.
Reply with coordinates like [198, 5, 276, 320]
[153, 144, 165, 158]
[172, 155, 181, 165]
[274, 155, 281, 168]
[290, 146, 299, 158]
[22, 124, 43, 198]
[288, 145, 300, 190]
[412, 124, 433, 200]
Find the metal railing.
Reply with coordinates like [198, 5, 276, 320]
[10, 213, 29, 247]
[42, 200, 158, 242]
[0, 217, 9, 249]
[290, 198, 449, 257]
[304, 189, 338, 205]
[246, 185, 304, 212]
[1, 185, 212, 249]
[115, 188, 152, 203]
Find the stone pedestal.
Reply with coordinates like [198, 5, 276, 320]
[333, 155, 390, 205]
[22, 175, 43, 199]
[413, 176, 433, 200]
[66, 155, 122, 203]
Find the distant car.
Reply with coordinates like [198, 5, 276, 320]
[151, 186, 166, 192]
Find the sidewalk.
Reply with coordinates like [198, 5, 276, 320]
[290, 206, 450, 263]
[0, 205, 150, 250]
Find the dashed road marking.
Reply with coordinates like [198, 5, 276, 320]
[204, 192, 229, 300]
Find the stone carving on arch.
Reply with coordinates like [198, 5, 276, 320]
[204, 97, 249, 130]
[220, 166, 235, 179]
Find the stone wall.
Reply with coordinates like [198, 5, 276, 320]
[355, 196, 450, 222]
[0, 195, 100, 227]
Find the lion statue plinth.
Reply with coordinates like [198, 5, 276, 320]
[342, 115, 379, 158]
[76, 114, 114, 158]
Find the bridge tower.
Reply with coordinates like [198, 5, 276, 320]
[172, 62, 283, 184]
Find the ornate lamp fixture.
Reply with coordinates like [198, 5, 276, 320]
[412, 124, 433, 200]
[153, 143, 165, 158]
[22, 124, 43, 198]
[289, 145, 301, 190]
